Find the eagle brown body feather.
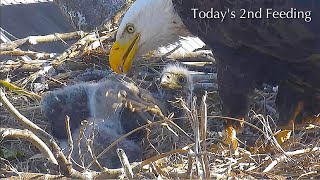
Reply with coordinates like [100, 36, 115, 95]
[173, 0, 320, 126]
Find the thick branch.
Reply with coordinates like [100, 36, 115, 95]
[0, 128, 58, 165]
[0, 50, 56, 59]
[0, 31, 86, 51]
[263, 147, 320, 173]
[0, 60, 50, 74]
[0, 89, 81, 178]
[0, 89, 147, 179]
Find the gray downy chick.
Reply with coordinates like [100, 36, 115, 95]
[41, 80, 124, 139]
[159, 63, 194, 128]
[59, 119, 142, 170]
[41, 78, 163, 169]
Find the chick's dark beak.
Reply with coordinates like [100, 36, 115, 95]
[160, 74, 171, 87]
[160, 73, 181, 90]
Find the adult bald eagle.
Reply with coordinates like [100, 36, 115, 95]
[109, 0, 320, 148]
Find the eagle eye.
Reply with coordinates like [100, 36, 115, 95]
[177, 76, 186, 84]
[126, 24, 135, 33]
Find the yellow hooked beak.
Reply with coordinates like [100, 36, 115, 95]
[109, 34, 140, 74]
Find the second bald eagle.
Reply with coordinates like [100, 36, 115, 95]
[109, 0, 320, 148]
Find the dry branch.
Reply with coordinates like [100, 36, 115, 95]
[4, 173, 64, 179]
[65, 116, 74, 163]
[0, 88, 140, 178]
[117, 148, 134, 179]
[0, 50, 56, 59]
[0, 59, 50, 74]
[0, 89, 84, 178]
[263, 147, 320, 172]
[51, 31, 114, 66]
[169, 51, 215, 63]
[0, 31, 86, 51]
[200, 92, 210, 179]
[141, 149, 189, 167]
[0, 128, 58, 165]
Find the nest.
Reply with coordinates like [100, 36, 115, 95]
[1, 24, 320, 179]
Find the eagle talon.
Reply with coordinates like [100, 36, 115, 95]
[223, 125, 239, 151]
[250, 130, 292, 154]
[278, 101, 320, 130]
[208, 125, 239, 154]
[301, 116, 320, 125]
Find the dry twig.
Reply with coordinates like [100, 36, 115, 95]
[263, 147, 320, 172]
[0, 128, 58, 165]
[200, 92, 210, 179]
[65, 116, 74, 163]
[117, 148, 134, 179]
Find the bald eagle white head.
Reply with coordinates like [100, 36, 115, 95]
[109, 0, 189, 73]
